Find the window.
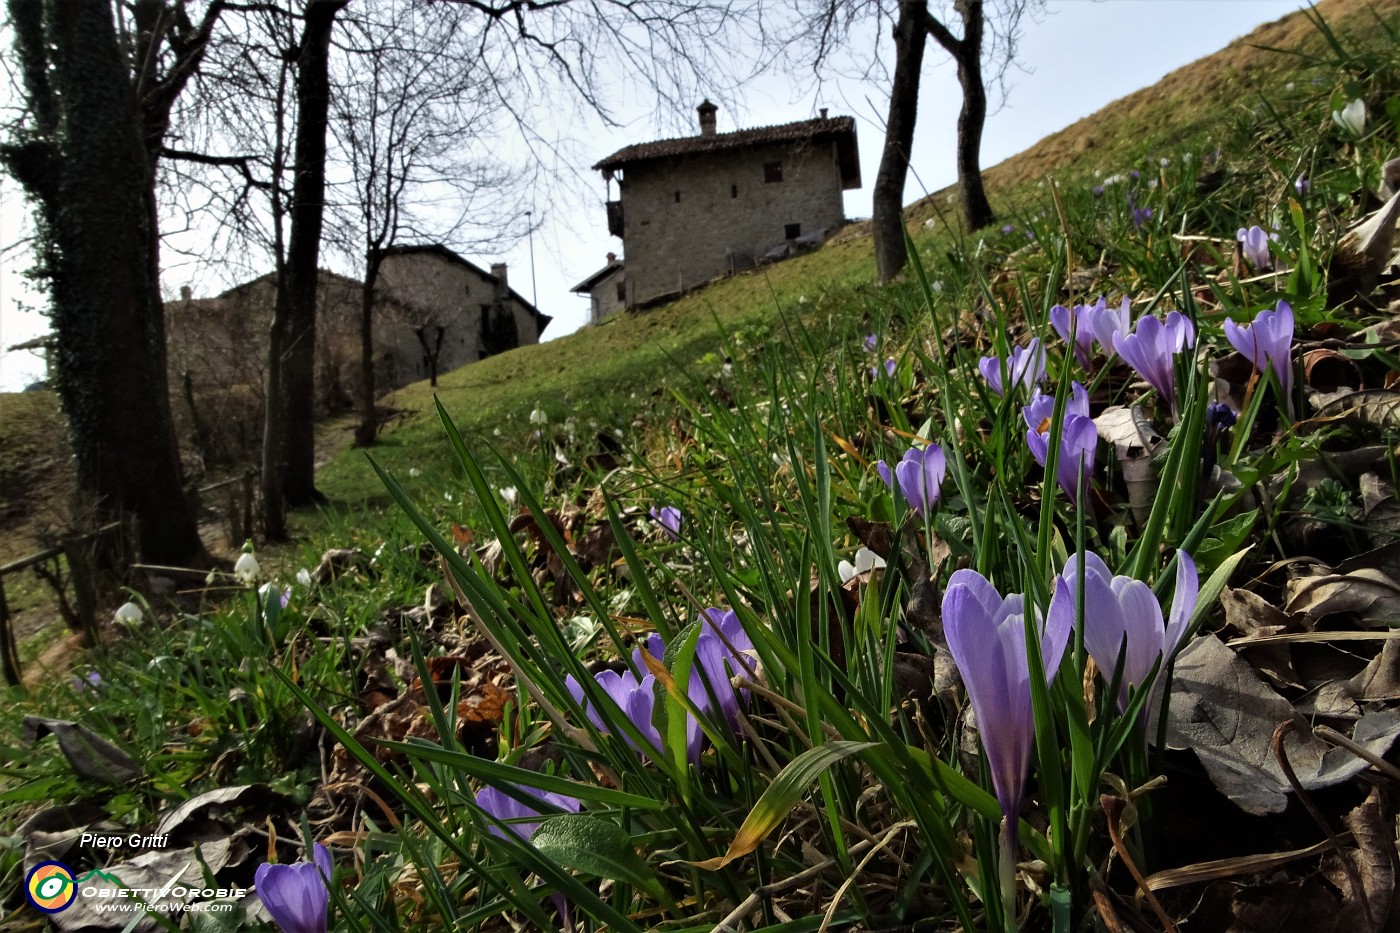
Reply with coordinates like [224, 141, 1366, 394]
[763, 161, 783, 184]
[731, 184, 738, 198]
[674, 190, 681, 203]
[785, 223, 801, 240]
[616, 279, 626, 302]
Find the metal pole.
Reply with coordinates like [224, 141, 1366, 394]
[526, 209, 538, 308]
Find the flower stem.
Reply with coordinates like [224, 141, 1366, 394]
[1000, 817, 1018, 933]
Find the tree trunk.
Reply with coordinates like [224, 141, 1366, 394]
[261, 264, 289, 541]
[2, 0, 207, 567]
[276, 0, 346, 507]
[872, 0, 929, 284]
[355, 252, 381, 447]
[952, 0, 995, 231]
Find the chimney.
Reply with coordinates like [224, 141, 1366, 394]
[697, 99, 718, 137]
[491, 263, 508, 290]
[819, 107, 828, 120]
[180, 285, 192, 302]
[606, 252, 617, 264]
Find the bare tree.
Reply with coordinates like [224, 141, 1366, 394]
[801, 0, 1040, 282]
[1, 0, 220, 567]
[329, 2, 525, 447]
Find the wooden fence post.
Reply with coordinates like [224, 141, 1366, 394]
[0, 581, 19, 688]
[65, 537, 99, 648]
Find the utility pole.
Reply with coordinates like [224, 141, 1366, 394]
[525, 210, 538, 307]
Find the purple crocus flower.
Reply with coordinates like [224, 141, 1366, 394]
[1223, 300, 1294, 400]
[475, 784, 581, 932]
[1205, 401, 1238, 432]
[1113, 311, 1195, 417]
[1236, 225, 1273, 270]
[567, 664, 704, 765]
[1023, 383, 1098, 499]
[1047, 550, 1197, 720]
[1092, 185, 1104, 197]
[870, 358, 897, 379]
[1002, 224, 1015, 234]
[1086, 297, 1130, 358]
[1295, 174, 1311, 196]
[71, 671, 101, 693]
[978, 338, 1047, 397]
[1131, 207, 1153, 227]
[650, 506, 681, 541]
[942, 570, 1071, 823]
[1050, 302, 1097, 369]
[876, 443, 947, 517]
[475, 783, 582, 841]
[696, 608, 758, 731]
[255, 844, 333, 933]
[863, 333, 878, 352]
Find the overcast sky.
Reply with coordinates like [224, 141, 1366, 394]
[0, 0, 1306, 391]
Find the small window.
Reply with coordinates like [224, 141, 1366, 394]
[731, 184, 738, 198]
[674, 190, 681, 203]
[763, 162, 783, 184]
[785, 223, 801, 239]
[616, 279, 626, 302]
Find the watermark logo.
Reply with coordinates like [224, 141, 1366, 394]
[25, 861, 77, 913]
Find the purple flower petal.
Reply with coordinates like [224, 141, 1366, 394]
[255, 844, 333, 933]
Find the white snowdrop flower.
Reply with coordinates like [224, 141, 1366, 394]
[500, 487, 518, 506]
[493, 427, 502, 437]
[923, 218, 936, 229]
[1333, 98, 1366, 136]
[296, 568, 313, 588]
[614, 429, 624, 439]
[444, 491, 454, 502]
[529, 406, 548, 425]
[408, 467, 422, 477]
[931, 280, 944, 294]
[114, 601, 143, 625]
[838, 547, 888, 583]
[1159, 157, 1171, 167]
[723, 361, 733, 375]
[799, 294, 808, 304]
[1285, 81, 1295, 91]
[1148, 178, 1159, 189]
[233, 551, 260, 585]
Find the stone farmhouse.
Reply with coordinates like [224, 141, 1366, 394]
[165, 244, 548, 463]
[578, 101, 861, 311]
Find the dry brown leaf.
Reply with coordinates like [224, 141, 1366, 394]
[1165, 635, 1400, 814]
[1219, 587, 1303, 690]
[1325, 785, 1397, 932]
[1285, 568, 1400, 628]
[1302, 389, 1400, 435]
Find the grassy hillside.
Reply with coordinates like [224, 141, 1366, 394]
[317, 0, 1398, 503]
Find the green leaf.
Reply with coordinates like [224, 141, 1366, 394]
[186, 903, 245, 933]
[529, 815, 668, 902]
[693, 741, 875, 870]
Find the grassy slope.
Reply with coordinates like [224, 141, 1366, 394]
[317, 0, 1394, 503]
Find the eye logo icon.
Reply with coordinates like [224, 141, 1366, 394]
[26, 861, 77, 913]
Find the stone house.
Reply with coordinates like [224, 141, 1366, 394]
[585, 101, 861, 308]
[570, 252, 626, 324]
[165, 245, 549, 463]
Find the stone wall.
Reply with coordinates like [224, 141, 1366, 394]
[617, 139, 846, 305]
